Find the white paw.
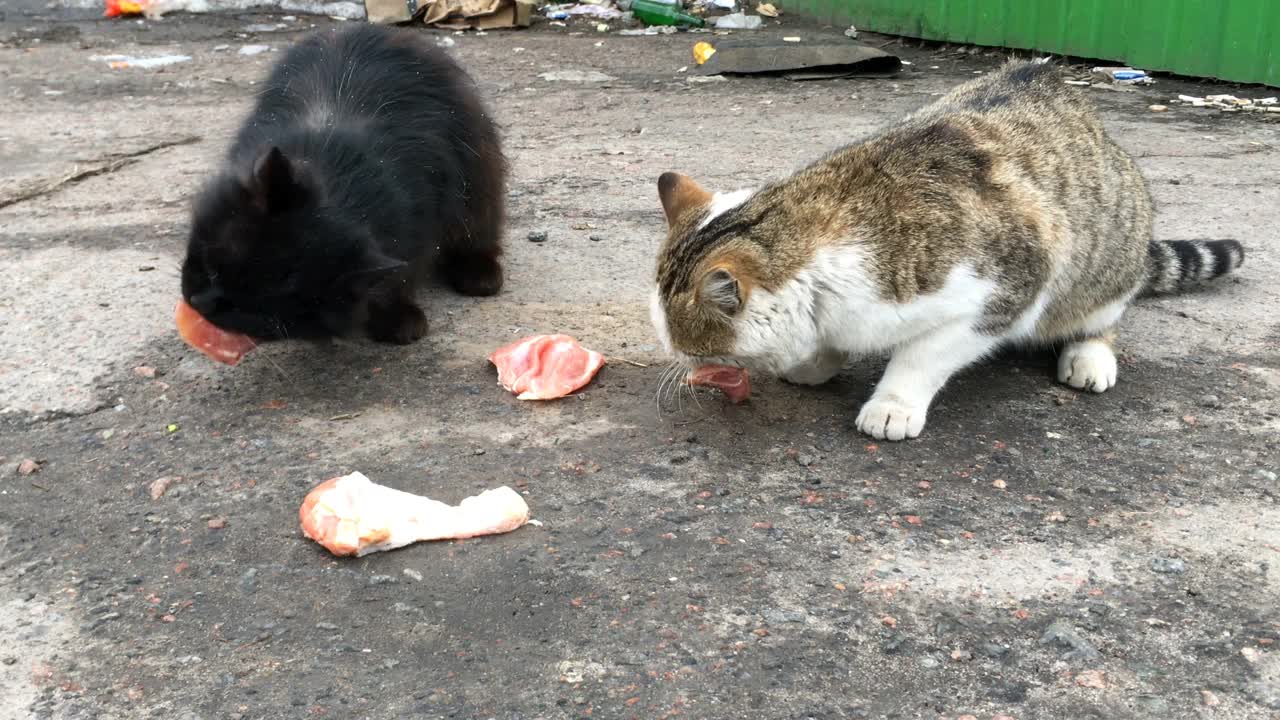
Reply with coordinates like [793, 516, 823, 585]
[1057, 339, 1118, 393]
[856, 395, 927, 441]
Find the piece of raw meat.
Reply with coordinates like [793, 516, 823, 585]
[688, 365, 751, 403]
[488, 334, 606, 400]
[299, 472, 530, 557]
[175, 299, 256, 366]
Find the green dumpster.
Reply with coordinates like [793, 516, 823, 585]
[786, 0, 1279, 87]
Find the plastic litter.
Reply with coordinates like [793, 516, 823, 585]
[543, 2, 623, 19]
[693, 40, 716, 64]
[1092, 66, 1154, 85]
[714, 12, 762, 29]
[238, 44, 271, 56]
[755, 2, 777, 16]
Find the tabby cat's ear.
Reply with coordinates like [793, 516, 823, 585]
[658, 172, 712, 227]
[248, 146, 304, 213]
[701, 267, 742, 315]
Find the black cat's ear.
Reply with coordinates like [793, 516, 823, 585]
[248, 147, 303, 213]
[338, 250, 408, 296]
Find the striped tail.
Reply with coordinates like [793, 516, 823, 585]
[1143, 239, 1245, 295]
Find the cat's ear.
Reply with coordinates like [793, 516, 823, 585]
[701, 267, 742, 315]
[248, 146, 304, 213]
[338, 249, 408, 297]
[658, 172, 712, 227]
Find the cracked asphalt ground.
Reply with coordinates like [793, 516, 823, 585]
[2, 6, 1278, 719]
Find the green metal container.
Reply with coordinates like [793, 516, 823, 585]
[785, 0, 1280, 88]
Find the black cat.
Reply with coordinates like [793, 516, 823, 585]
[181, 24, 506, 345]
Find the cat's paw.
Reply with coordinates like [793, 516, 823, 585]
[445, 253, 504, 297]
[856, 394, 927, 441]
[1057, 339, 1117, 393]
[367, 303, 428, 345]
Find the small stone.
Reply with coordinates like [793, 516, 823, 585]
[149, 477, 178, 500]
[1199, 394, 1221, 408]
[1075, 670, 1108, 688]
[918, 656, 940, 668]
[207, 517, 227, 529]
[796, 454, 815, 467]
[762, 608, 807, 624]
[527, 230, 548, 243]
[316, 622, 338, 631]
[133, 366, 157, 379]
[1149, 104, 1168, 112]
[402, 568, 423, 582]
[17, 459, 41, 475]
[978, 642, 1009, 658]
[239, 568, 258, 594]
[1201, 690, 1220, 707]
[589, 235, 604, 242]
[368, 575, 397, 586]
[1040, 619, 1101, 661]
[992, 479, 1007, 489]
[1150, 556, 1186, 574]
[1254, 469, 1278, 482]
[1, 657, 16, 665]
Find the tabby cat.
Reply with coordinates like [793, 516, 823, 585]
[650, 60, 1244, 441]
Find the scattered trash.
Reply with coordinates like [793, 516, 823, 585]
[755, 2, 777, 16]
[17, 459, 41, 475]
[632, 0, 705, 27]
[543, 2, 623, 19]
[103, 0, 203, 19]
[95, 54, 192, 70]
[694, 37, 901, 81]
[692, 40, 716, 64]
[238, 44, 271, 56]
[537, 69, 616, 82]
[1063, 79, 1091, 86]
[714, 12, 762, 29]
[243, 22, 289, 32]
[299, 471, 530, 557]
[1175, 94, 1280, 113]
[1148, 104, 1168, 112]
[365, 0, 414, 23]
[618, 25, 677, 35]
[710, 0, 734, 8]
[489, 335, 606, 400]
[843, 24, 857, 39]
[421, 0, 534, 29]
[1092, 66, 1154, 85]
[688, 365, 750, 403]
[175, 299, 257, 367]
[782, 36, 800, 42]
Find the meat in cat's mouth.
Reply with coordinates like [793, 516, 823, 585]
[175, 299, 258, 366]
[688, 364, 751, 404]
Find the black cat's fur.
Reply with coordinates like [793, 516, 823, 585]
[181, 24, 506, 345]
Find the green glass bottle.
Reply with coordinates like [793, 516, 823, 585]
[631, 0, 705, 27]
